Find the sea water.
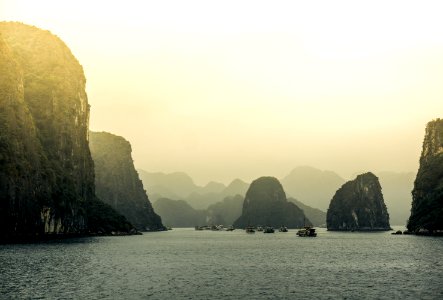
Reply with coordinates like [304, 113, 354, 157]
[1, 227, 442, 299]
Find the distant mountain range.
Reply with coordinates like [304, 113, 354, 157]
[139, 166, 414, 225]
[280, 166, 346, 211]
[153, 194, 245, 227]
[377, 171, 414, 225]
[138, 170, 248, 209]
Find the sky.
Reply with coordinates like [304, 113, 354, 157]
[1, 0, 443, 185]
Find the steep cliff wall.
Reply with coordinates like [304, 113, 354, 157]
[0, 22, 131, 239]
[0, 31, 45, 237]
[89, 132, 165, 231]
[233, 177, 309, 228]
[408, 119, 443, 233]
[327, 172, 391, 231]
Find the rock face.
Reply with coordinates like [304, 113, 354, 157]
[0, 22, 132, 240]
[233, 177, 309, 228]
[408, 119, 443, 233]
[327, 172, 391, 231]
[89, 132, 165, 231]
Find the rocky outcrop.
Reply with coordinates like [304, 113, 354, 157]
[327, 172, 391, 231]
[233, 177, 309, 228]
[89, 132, 165, 231]
[0, 22, 132, 240]
[408, 119, 443, 233]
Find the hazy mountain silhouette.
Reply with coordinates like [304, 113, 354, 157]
[221, 179, 249, 198]
[141, 167, 414, 226]
[200, 181, 226, 194]
[281, 166, 346, 210]
[138, 170, 199, 199]
[206, 195, 244, 225]
[376, 171, 414, 225]
[139, 169, 249, 209]
[183, 179, 249, 209]
[152, 195, 243, 227]
[287, 198, 326, 227]
[152, 198, 206, 227]
[184, 192, 221, 210]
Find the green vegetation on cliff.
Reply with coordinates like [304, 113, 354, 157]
[0, 22, 132, 239]
[89, 131, 165, 231]
[408, 119, 443, 233]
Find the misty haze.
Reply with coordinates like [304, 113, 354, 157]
[1, 1, 442, 299]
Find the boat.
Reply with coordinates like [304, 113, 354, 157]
[226, 226, 235, 231]
[263, 226, 275, 233]
[245, 226, 255, 233]
[212, 225, 225, 231]
[279, 226, 288, 232]
[296, 226, 317, 237]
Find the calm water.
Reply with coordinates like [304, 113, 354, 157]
[1, 227, 442, 299]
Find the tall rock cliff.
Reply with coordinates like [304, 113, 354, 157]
[408, 119, 443, 233]
[89, 131, 165, 231]
[0, 22, 132, 240]
[233, 177, 309, 228]
[327, 172, 391, 231]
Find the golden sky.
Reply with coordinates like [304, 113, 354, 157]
[2, 0, 443, 184]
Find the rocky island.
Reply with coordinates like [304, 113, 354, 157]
[89, 132, 165, 231]
[326, 172, 391, 231]
[233, 177, 309, 228]
[408, 119, 443, 234]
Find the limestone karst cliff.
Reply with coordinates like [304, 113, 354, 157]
[408, 119, 443, 233]
[89, 132, 165, 231]
[326, 172, 391, 231]
[0, 22, 132, 240]
[233, 177, 309, 228]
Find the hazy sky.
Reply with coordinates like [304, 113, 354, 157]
[2, 0, 443, 185]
